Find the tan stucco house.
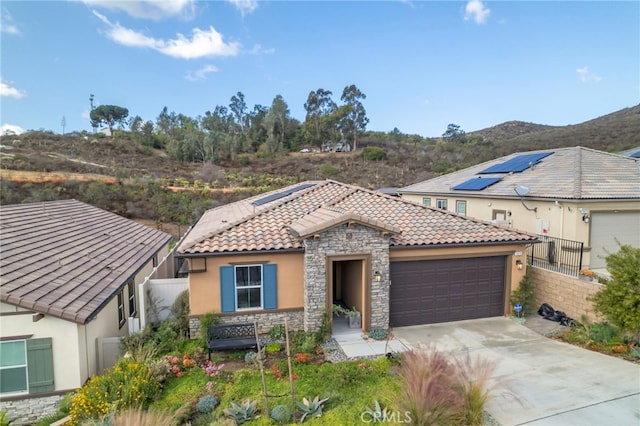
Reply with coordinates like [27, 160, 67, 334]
[399, 147, 640, 270]
[176, 180, 536, 336]
[0, 200, 173, 402]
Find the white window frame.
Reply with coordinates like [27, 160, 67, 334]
[436, 199, 448, 210]
[422, 197, 431, 207]
[127, 279, 137, 318]
[456, 200, 467, 215]
[234, 264, 263, 310]
[0, 340, 28, 396]
[117, 291, 125, 327]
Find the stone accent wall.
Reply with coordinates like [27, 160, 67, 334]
[0, 394, 63, 425]
[529, 267, 604, 323]
[189, 309, 304, 337]
[303, 223, 390, 332]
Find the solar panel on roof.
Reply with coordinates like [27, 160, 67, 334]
[452, 177, 502, 191]
[479, 152, 554, 174]
[252, 183, 316, 206]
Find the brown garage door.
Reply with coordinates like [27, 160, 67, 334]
[390, 256, 506, 327]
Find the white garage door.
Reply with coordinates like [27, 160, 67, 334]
[590, 211, 640, 269]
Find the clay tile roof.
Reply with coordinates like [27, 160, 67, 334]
[289, 206, 403, 238]
[0, 199, 173, 324]
[399, 146, 640, 200]
[177, 180, 536, 256]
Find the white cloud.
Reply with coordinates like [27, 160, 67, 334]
[1, 124, 25, 135]
[464, 0, 490, 25]
[185, 64, 218, 81]
[1, 79, 26, 99]
[576, 66, 602, 83]
[93, 11, 239, 59]
[82, 0, 195, 20]
[1, 9, 20, 35]
[228, 0, 258, 15]
[249, 44, 275, 55]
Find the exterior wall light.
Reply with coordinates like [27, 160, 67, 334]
[515, 260, 524, 270]
[373, 271, 382, 282]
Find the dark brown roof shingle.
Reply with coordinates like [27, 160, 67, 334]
[0, 199, 172, 324]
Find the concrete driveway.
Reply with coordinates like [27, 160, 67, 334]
[393, 317, 640, 426]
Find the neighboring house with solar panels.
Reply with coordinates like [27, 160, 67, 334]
[399, 146, 640, 271]
[0, 200, 173, 411]
[176, 180, 537, 337]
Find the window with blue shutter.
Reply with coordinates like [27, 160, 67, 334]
[220, 264, 278, 312]
[263, 264, 277, 310]
[220, 266, 235, 312]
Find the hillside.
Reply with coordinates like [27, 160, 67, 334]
[1, 104, 638, 234]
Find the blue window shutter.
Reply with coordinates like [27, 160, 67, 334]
[263, 264, 277, 310]
[220, 266, 235, 312]
[27, 338, 54, 394]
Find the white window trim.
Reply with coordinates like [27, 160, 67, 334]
[234, 264, 264, 311]
[422, 197, 431, 207]
[117, 291, 125, 327]
[456, 200, 467, 215]
[436, 199, 448, 210]
[127, 280, 137, 318]
[0, 339, 28, 396]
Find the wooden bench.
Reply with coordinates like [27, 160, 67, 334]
[207, 323, 257, 359]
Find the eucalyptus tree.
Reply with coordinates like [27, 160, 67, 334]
[303, 88, 336, 147]
[229, 91, 247, 133]
[339, 84, 368, 151]
[264, 95, 290, 154]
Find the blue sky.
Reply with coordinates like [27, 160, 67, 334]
[1, 0, 638, 137]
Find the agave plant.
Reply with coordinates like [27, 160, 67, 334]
[223, 399, 258, 424]
[296, 396, 329, 422]
[364, 399, 390, 422]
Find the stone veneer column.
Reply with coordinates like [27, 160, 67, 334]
[302, 223, 390, 332]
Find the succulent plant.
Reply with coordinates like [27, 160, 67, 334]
[368, 327, 387, 341]
[297, 396, 329, 422]
[223, 399, 258, 424]
[196, 395, 219, 414]
[270, 404, 291, 424]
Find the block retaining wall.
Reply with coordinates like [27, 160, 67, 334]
[529, 267, 604, 324]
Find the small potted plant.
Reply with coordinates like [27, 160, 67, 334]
[332, 304, 362, 328]
[579, 269, 596, 281]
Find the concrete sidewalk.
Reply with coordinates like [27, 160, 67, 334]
[393, 317, 640, 426]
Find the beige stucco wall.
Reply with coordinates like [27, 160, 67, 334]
[0, 243, 173, 393]
[402, 194, 640, 268]
[187, 252, 305, 315]
[529, 267, 604, 324]
[390, 243, 528, 313]
[0, 304, 82, 391]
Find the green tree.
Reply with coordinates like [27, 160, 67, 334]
[264, 95, 290, 154]
[90, 105, 129, 136]
[442, 123, 466, 143]
[590, 244, 640, 342]
[229, 91, 247, 133]
[339, 84, 369, 151]
[303, 88, 336, 148]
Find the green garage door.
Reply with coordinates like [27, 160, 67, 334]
[390, 256, 506, 327]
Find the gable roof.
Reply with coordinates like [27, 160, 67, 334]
[177, 180, 536, 256]
[0, 199, 172, 324]
[399, 146, 640, 200]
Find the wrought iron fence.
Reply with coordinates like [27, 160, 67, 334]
[527, 235, 584, 277]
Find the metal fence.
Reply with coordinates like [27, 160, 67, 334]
[527, 235, 584, 277]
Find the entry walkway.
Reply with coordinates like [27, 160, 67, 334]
[331, 316, 408, 359]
